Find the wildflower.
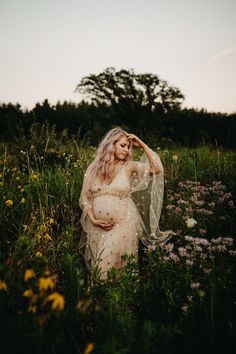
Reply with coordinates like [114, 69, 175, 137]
[169, 253, 180, 262]
[161, 243, 174, 252]
[23, 224, 29, 231]
[44, 233, 52, 241]
[28, 305, 37, 314]
[185, 218, 197, 228]
[24, 269, 35, 282]
[221, 237, 233, 246]
[174, 207, 181, 213]
[172, 155, 178, 162]
[0, 280, 7, 291]
[48, 217, 54, 225]
[84, 343, 95, 354]
[181, 304, 188, 312]
[186, 259, 194, 267]
[194, 200, 204, 206]
[21, 197, 26, 204]
[20, 188, 25, 193]
[190, 282, 200, 289]
[39, 224, 47, 232]
[16, 176, 20, 181]
[147, 245, 157, 252]
[39, 277, 55, 292]
[35, 251, 42, 258]
[45, 292, 65, 311]
[178, 247, 187, 257]
[32, 174, 38, 180]
[217, 245, 226, 252]
[23, 289, 34, 298]
[5, 199, 13, 207]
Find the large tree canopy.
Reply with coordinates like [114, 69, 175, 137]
[75, 67, 185, 114]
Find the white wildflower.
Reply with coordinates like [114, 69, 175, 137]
[186, 218, 197, 228]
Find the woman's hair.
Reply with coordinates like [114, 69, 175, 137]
[88, 127, 132, 183]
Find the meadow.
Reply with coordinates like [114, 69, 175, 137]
[0, 125, 235, 354]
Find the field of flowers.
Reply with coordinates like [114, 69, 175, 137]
[0, 127, 235, 354]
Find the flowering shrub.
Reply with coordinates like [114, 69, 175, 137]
[164, 180, 235, 237]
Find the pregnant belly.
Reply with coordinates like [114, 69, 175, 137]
[93, 195, 127, 224]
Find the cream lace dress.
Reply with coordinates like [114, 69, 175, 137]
[79, 152, 173, 280]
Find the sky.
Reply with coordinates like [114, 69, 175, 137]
[0, 0, 236, 113]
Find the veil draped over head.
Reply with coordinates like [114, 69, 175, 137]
[129, 151, 174, 247]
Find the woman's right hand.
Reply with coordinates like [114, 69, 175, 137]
[92, 219, 114, 231]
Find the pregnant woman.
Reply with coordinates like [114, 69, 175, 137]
[79, 127, 173, 280]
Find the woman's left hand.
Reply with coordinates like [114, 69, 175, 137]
[126, 134, 145, 149]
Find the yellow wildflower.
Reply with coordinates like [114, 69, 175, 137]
[84, 343, 95, 354]
[36, 234, 41, 241]
[32, 174, 38, 180]
[20, 188, 25, 193]
[48, 217, 55, 225]
[17, 185, 22, 189]
[44, 233, 52, 241]
[39, 224, 47, 232]
[24, 269, 35, 282]
[35, 251, 42, 258]
[5, 199, 13, 207]
[16, 176, 20, 181]
[21, 197, 26, 204]
[28, 305, 37, 314]
[0, 280, 7, 291]
[46, 292, 65, 311]
[23, 289, 34, 298]
[38, 277, 55, 292]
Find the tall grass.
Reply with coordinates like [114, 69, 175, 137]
[0, 126, 235, 354]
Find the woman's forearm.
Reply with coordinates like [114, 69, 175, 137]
[86, 206, 97, 224]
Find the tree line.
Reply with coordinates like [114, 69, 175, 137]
[1, 67, 235, 148]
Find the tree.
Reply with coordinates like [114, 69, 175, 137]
[75, 67, 185, 134]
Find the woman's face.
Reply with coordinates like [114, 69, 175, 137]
[114, 136, 130, 160]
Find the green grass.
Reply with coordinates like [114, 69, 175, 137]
[0, 137, 235, 354]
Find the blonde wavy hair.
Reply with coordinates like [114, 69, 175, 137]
[88, 127, 132, 183]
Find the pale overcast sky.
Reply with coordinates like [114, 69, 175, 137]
[0, 0, 235, 113]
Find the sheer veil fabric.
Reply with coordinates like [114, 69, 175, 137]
[130, 151, 174, 247]
[79, 150, 174, 279]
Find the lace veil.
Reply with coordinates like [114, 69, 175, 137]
[130, 151, 174, 247]
[79, 151, 174, 251]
